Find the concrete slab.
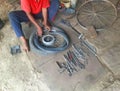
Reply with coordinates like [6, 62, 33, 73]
[28, 26, 109, 91]
[100, 43, 120, 74]
[77, 13, 120, 54]
[0, 23, 51, 91]
[87, 26, 120, 54]
[67, 0, 120, 55]
[102, 80, 120, 91]
[28, 46, 108, 91]
[0, 0, 120, 91]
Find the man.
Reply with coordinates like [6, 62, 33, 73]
[8, 0, 59, 52]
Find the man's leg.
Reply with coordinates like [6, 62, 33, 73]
[8, 10, 30, 52]
[48, 0, 60, 22]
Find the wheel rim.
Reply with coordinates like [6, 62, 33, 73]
[76, 0, 117, 30]
[33, 32, 69, 52]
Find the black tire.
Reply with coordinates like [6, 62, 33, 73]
[29, 27, 70, 55]
[29, 32, 48, 55]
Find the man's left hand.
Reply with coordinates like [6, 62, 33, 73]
[44, 24, 51, 31]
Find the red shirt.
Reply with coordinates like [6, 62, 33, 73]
[21, 0, 50, 14]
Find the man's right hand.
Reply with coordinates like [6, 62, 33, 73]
[25, 12, 43, 36]
[37, 26, 43, 36]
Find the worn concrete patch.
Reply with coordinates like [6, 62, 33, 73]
[85, 14, 120, 54]
[0, 22, 50, 91]
[100, 43, 120, 75]
[88, 27, 120, 54]
[30, 48, 108, 91]
[88, 72, 115, 91]
[29, 26, 109, 91]
[0, 0, 120, 91]
[102, 80, 120, 91]
[68, 0, 120, 55]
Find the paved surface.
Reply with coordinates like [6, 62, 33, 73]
[27, 25, 108, 91]
[0, 0, 120, 91]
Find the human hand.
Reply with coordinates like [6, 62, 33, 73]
[37, 26, 43, 36]
[43, 21, 51, 31]
[44, 24, 51, 31]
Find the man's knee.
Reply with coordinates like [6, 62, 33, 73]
[8, 11, 16, 19]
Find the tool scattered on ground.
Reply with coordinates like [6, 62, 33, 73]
[81, 40, 97, 56]
[72, 44, 88, 65]
[56, 47, 87, 76]
[10, 45, 21, 55]
[57, 16, 98, 76]
[56, 20, 97, 76]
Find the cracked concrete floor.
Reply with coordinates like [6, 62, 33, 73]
[0, 0, 120, 90]
[0, 20, 120, 91]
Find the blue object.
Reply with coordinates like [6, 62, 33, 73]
[64, 8, 75, 15]
[10, 45, 21, 55]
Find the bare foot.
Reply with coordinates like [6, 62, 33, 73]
[22, 41, 29, 52]
[20, 36, 29, 52]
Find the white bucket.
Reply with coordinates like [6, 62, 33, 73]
[71, 0, 78, 9]
[60, 0, 71, 8]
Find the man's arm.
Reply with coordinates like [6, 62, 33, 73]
[26, 12, 43, 36]
[42, 8, 50, 30]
